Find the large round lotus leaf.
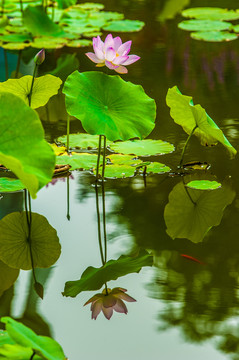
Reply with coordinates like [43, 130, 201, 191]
[63, 71, 156, 142]
[0, 177, 25, 192]
[66, 39, 92, 47]
[178, 19, 232, 32]
[77, 3, 104, 10]
[0, 260, 19, 295]
[0, 93, 55, 198]
[56, 153, 104, 170]
[186, 180, 221, 190]
[57, 133, 112, 149]
[2, 42, 31, 50]
[107, 154, 142, 166]
[166, 86, 237, 157]
[109, 139, 174, 156]
[56, 0, 77, 9]
[31, 37, 67, 49]
[182, 7, 239, 21]
[0, 212, 61, 270]
[0, 75, 62, 109]
[191, 31, 237, 42]
[23, 5, 66, 37]
[94, 164, 136, 178]
[0, 33, 32, 43]
[103, 19, 144, 32]
[164, 180, 235, 243]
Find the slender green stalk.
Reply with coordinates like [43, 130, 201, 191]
[30, 351, 36, 360]
[95, 184, 105, 265]
[15, 50, 22, 78]
[179, 125, 198, 168]
[101, 136, 107, 181]
[102, 180, 107, 263]
[28, 63, 38, 107]
[4, 49, 8, 80]
[95, 135, 102, 181]
[1, 0, 4, 16]
[19, 0, 23, 14]
[51, 1, 55, 21]
[104, 282, 108, 295]
[66, 114, 70, 154]
[66, 175, 70, 221]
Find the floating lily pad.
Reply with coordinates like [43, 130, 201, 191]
[56, 153, 103, 170]
[95, 164, 136, 179]
[1, 317, 66, 360]
[57, 133, 112, 149]
[178, 19, 232, 32]
[0, 93, 55, 198]
[1, 41, 31, 50]
[191, 31, 237, 42]
[107, 154, 142, 166]
[77, 3, 104, 10]
[50, 144, 66, 156]
[31, 37, 67, 49]
[109, 139, 175, 156]
[0, 177, 24, 192]
[166, 86, 237, 157]
[103, 19, 144, 32]
[0, 212, 61, 270]
[186, 180, 221, 190]
[164, 178, 235, 243]
[63, 249, 153, 297]
[66, 39, 92, 47]
[182, 7, 239, 21]
[143, 162, 171, 174]
[0, 32, 32, 43]
[63, 71, 156, 142]
[0, 75, 62, 109]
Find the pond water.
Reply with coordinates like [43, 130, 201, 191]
[1, 0, 239, 359]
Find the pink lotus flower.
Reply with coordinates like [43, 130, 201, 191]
[86, 34, 140, 74]
[84, 287, 136, 320]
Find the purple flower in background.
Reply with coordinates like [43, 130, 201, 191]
[86, 34, 140, 74]
[84, 287, 136, 320]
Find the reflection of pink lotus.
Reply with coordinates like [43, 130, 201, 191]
[84, 287, 136, 320]
[86, 34, 140, 74]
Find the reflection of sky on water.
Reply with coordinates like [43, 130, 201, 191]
[7, 173, 226, 359]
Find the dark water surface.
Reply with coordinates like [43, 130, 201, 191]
[1, 0, 239, 359]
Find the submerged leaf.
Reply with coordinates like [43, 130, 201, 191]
[166, 86, 237, 157]
[63, 249, 153, 297]
[63, 71, 156, 142]
[0, 75, 62, 109]
[0, 212, 61, 270]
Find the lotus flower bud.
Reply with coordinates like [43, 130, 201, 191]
[34, 49, 45, 65]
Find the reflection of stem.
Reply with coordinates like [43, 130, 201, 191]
[30, 350, 36, 360]
[95, 184, 105, 265]
[66, 114, 70, 154]
[102, 136, 107, 181]
[4, 49, 8, 80]
[66, 175, 70, 221]
[15, 50, 22, 78]
[179, 125, 198, 168]
[28, 63, 38, 107]
[102, 180, 107, 263]
[182, 177, 196, 205]
[96, 135, 102, 181]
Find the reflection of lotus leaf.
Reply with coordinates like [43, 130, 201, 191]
[63, 249, 153, 297]
[164, 180, 235, 243]
[0, 178, 25, 192]
[0, 260, 19, 296]
[0, 212, 61, 270]
[63, 71, 156, 142]
[109, 139, 174, 156]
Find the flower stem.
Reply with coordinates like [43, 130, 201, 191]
[15, 50, 22, 78]
[51, 1, 55, 20]
[95, 184, 105, 266]
[30, 351, 36, 360]
[101, 136, 107, 181]
[28, 63, 38, 107]
[19, 0, 23, 14]
[66, 114, 70, 154]
[4, 49, 8, 80]
[104, 283, 108, 295]
[179, 125, 198, 168]
[95, 135, 102, 181]
[1, 0, 4, 16]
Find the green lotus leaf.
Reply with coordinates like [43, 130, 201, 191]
[0, 177, 25, 192]
[57, 133, 112, 149]
[0, 93, 55, 198]
[49, 53, 79, 81]
[1, 317, 66, 360]
[0, 344, 41, 359]
[66, 39, 92, 47]
[31, 37, 67, 49]
[0, 212, 61, 270]
[0, 16, 9, 28]
[0, 260, 19, 295]
[0, 75, 62, 109]
[103, 19, 144, 32]
[157, 0, 190, 22]
[233, 24, 239, 33]
[23, 5, 66, 37]
[63, 249, 153, 297]
[56, 153, 104, 170]
[178, 19, 232, 32]
[107, 154, 142, 166]
[143, 162, 171, 174]
[77, 3, 104, 10]
[182, 7, 239, 21]
[191, 31, 237, 42]
[56, 0, 77, 9]
[0, 331, 15, 346]
[50, 144, 66, 156]
[0, 33, 32, 43]
[109, 139, 174, 156]
[186, 180, 221, 190]
[166, 86, 237, 157]
[2, 42, 31, 50]
[164, 177, 235, 243]
[95, 164, 136, 179]
[63, 71, 156, 142]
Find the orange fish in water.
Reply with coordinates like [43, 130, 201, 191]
[181, 254, 205, 265]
